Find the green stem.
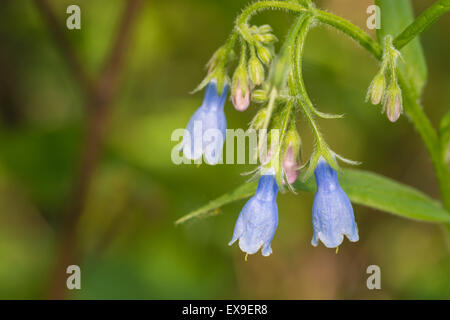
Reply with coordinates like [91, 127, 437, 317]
[257, 87, 278, 161]
[399, 73, 450, 211]
[235, 1, 307, 44]
[384, 36, 398, 83]
[239, 37, 246, 65]
[263, 88, 278, 131]
[313, 8, 382, 59]
[291, 14, 337, 175]
[291, 16, 323, 146]
[394, 0, 450, 50]
[269, 12, 309, 90]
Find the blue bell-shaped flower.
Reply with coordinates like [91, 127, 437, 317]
[229, 171, 279, 256]
[311, 157, 359, 248]
[182, 81, 228, 164]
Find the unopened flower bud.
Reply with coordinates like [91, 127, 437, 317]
[383, 83, 403, 122]
[258, 24, 272, 34]
[367, 72, 386, 105]
[252, 89, 268, 103]
[249, 56, 264, 86]
[232, 64, 250, 111]
[260, 33, 277, 44]
[231, 78, 250, 112]
[256, 45, 272, 65]
[282, 144, 300, 184]
[250, 107, 267, 130]
[282, 125, 301, 184]
[249, 25, 258, 33]
[253, 33, 265, 42]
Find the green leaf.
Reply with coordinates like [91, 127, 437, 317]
[440, 111, 450, 162]
[175, 180, 258, 225]
[176, 169, 450, 225]
[333, 169, 449, 223]
[376, 0, 428, 97]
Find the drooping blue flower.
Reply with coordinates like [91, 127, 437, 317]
[311, 157, 359, 248]
[229, 171, 279, 256]
[182, 81, 228, 165]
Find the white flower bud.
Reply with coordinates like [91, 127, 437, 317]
[256, 45, 272, 65]
[258, 24, 272, 34]
[252, 89, 268, 103]
[367, 72, 386, 105]
[249, 56, 264, 86]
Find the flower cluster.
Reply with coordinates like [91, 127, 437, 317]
[172, 0, 450, 265]
[366, 36, 403, 122]
[228, 159, 358, 256]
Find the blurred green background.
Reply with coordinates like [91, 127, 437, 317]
[0, 0, 449, 299]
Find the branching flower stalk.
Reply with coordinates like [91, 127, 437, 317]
[253, 14, 309, 166]
[235, 1, 307, 46]
[289, 14, 340, 179]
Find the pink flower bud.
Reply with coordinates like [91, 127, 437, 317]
[386, 94, 401, 122]
[384, 84, 403, 123]
[231, 79, 250, 112]
[282, 144, 300, 184]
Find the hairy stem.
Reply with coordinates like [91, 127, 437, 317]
[399, 73, 450, 211]
[224, 30, 238, 64]
[269, 12, 309, 89]
[291, 15, 324, 149]
[394, 0, 450, 50]
[256, 87, 278, 165]
[313, 8, 382, 59]
[291, 14, 338, 176]
[236, 1, 307, 45]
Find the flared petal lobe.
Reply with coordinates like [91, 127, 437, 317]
[229, 173, 279, 256]
[311, 158, 359, 248]
[182, 81, 228, 164]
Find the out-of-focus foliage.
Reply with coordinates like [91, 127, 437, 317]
[0, 0, 449, 299]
